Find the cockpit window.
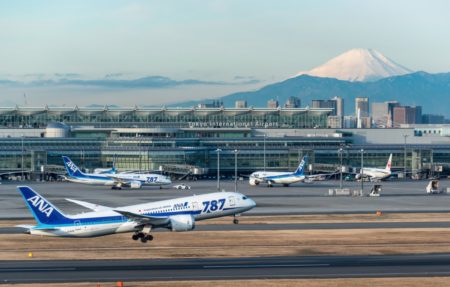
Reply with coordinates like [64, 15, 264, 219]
[242, 196, 247, 200]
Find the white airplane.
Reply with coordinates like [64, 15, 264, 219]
[17, 186, 256, 243]
[356, 154, 393, 181]
[249, 156, 308, 187]
[62, 156, 172, 189]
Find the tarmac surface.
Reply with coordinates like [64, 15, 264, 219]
[4, 254, 450, 283]
[1, 179, 450, 219]
[3, 180, 450, 283]
[5, 221, 450, 235]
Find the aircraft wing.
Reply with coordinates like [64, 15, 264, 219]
[104, 174, 129, 183]
[66, 198, 112, 212]
[15, 225, 59, 231]
[104, 174, 143, 186]
[306, 172, 338, 181]
[0, 170, 33, 176]
[15, 224, 35, 229]
[114, 210, 170, 226]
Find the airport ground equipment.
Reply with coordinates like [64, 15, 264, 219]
[173, 183, 191, 190]
[369, 184, 382, 197]
[426, 180, 444, 194]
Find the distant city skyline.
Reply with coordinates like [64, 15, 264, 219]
[0, 0, 449, 106]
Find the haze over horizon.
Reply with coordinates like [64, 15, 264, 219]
[0, 0, 449, 106]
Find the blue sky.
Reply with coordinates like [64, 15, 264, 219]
[0, 0, 449, 106]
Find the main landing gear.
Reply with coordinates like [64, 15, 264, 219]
[132, 225, 153, 243]
[132, 232, 154, 243]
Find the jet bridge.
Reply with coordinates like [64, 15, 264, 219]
[160, 164, 208, 180]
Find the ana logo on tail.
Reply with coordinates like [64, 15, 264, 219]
[295, 156, 308, 175]
[27, 195, 54, 217]
[66, 160, 78, 174]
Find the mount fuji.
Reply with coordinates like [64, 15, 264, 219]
[173, 49, 450, 117]
[295, 48, 413, 82]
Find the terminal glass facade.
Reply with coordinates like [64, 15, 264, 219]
[0, 107, 331, 129]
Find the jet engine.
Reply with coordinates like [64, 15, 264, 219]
[169, 215, 195, 232]
[129, 181, 142, 189]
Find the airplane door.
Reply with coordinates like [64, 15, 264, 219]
[74, 220, 82, 231]
[228, 196, 235, 207]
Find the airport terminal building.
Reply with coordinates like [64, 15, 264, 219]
[1, 106, 450, 179]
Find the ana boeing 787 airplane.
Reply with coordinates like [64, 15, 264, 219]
[62, 156, 172, 189]
[17, 186, 256, 243]
[249, 156, 308, 187]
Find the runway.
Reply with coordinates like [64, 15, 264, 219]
[3, 254, 450, 283]
[4, 221, 450, 234]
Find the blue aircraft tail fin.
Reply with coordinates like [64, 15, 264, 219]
[294, 156, 308, 176]
[17, 186, 70, 225]
[62, 156, 85, 177]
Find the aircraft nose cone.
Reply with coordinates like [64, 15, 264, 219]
[248, 198, 256, 208]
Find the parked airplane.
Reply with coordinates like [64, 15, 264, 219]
[17, 186, 256, 243]
[356, 154, 393, 181]
[249, 156, 308, 187]
[62, 156, 172, 189]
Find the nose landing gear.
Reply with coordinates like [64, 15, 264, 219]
[233, 214, 239, 224]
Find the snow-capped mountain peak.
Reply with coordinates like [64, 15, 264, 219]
[295, 48, 413, 82]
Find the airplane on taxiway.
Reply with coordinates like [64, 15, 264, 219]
[62, 156, 172, 189]
[249, 156, 336, 187]
[17, 186, 256, 243]
[356, 153, 393, 181]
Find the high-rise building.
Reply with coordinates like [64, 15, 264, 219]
[372, 101, 399, 128]
[343, 116, 357, 128]
[393, 106, 422, 126]
[414, 106, 422, 124]
[197, 100, 223, 108]
[422, 114, 445, 124]
[235, 100, 247, 108]
[312, 99, 338, 116]
[355, 97, 369, 117]
[332, 96, 344, 117]
[284, 96, 301, 108]
[327, 116, 343, 128]
[267, 99, 279, 108]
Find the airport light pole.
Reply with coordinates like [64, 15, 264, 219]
[139, 137, 142, 173]
[233, 149, 239, 192]
[403, 134, 408, 180]
[430, 149, 434, 178]
[338, 147, 343, 190]
[21, 135, 24, 180]
[360, 148, 364, 193]
[263, 133, 266, 171]
[216, 148, 222, 191]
